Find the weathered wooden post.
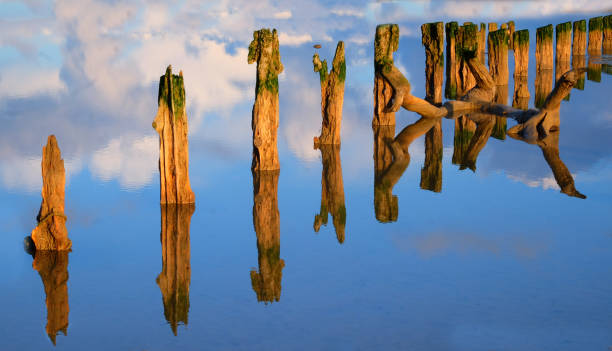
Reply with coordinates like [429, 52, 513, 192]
[313, 41, 345, 146]
[604, 15, 612, 54]
[153, 66, 195, 204]
[373, 24, 399, 126]
[313, 145, 346, 244]
[572, 20, 587, 89]
[248, 28, 283, 171]
[487, 22, 498, 57]
[587, 57, 602, 82]
[488, 28, 509, 85]
[32, 251, 69, 345]
[420, 22, 444, 192]
[507, 21, 515, 49]
[250, 170, 283, 303]
[556, 22, 572, 100]
[30, 135, 71, 251]
[456, 23, 479, 96]
[156, 204, 194, 336]
[536, 24, 554, 71]
[478, 23, 486, 64]
[445, 21, 458, 99]
[373, 125, 398, 223]
[512, 30, 530, 109]
[452, 117, 477, 166]
[588, 16, 603, 56]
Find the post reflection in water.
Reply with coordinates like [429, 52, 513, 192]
[156, 204, 194, 335]
[313, 145, 346, 243]
[373, 125, 398, 223]
[32, 250, 70, 345]
[250, 170, 284, 303]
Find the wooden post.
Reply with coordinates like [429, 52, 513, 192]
[313, 41, 345, 146]
[420, 122, 442, 192]
[571, 54, 586, 90]
[556, 22, 572, 100]
[156, 204, 194, 336]
[507, 21, 515, 49]
[373, 125, 398, 223]
[313, 145, 346, 243]
[32, 251, 69, 345]
[250, 170, 283, 303]
[373, 24, 399, 126]
[604, 15, 612, 54]
[445, 21, 458, 99]
[488, 28, 509, 85]
[512, 29, 530, 108]
[457, 23, 479, 96]
[536, 24, 554, 71]
[478, 23, 486, 64]
[588, 56, 602, 82]
[487, 22, 498, 57]
[30, 135, 71, 251]
[588, 16, 603, 55]
[248, 28, 283, 171]
[452, 117, 477, 165]
[421, 22, 444, 103]
[573, 20, 587, 56]
[153, 66, 195, 204]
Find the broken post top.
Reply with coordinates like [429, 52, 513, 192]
[537, 24, 553, 42]
[513, 29, 529, 49]
[489, 29, 509, 49]
[248, 28, 283, 95]
[589, 16, 603, 32]
[375, 24, 399, 73]
[313, 41, 346, 84]
[157, 65, 185, 121]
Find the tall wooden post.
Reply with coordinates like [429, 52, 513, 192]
[313, 41, 345, 146]
[373, 24, 399, 126]
[445, 21, 459, 99]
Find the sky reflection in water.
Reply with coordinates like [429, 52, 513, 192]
[1, 1, 612, 350]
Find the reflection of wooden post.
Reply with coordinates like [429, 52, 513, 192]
[421, 22, 444, 103]
[420, 122, 442, 193]
[556, 22, 572, 101]
[460, 115, 496, 171]
[248, 28, 283, 171]
[588, 16, 603, 56]
[33, 251, 69, 345]
[250, 171, 283, 303]
[445, 21, 458, 99]
[153, 66, 195, 204]
[536, 25, 553, 71]
[587, 56, 602, 83]
[535, 69, 553, 108]
[313, 42, 345, 146]
[30, 135, 71, 251]
[491, 85, 508, 140]
[457, 23, 478, 96]
[488, 29, 509, 85]
[572, 54, 586, 90]
[156, 204, 194, 336]
[373, 125, 398, 222]
[452, 117, 476, 165]
[513, 30, 530, 109]
[313, 145, 346, 243]
[604, 15, 612, 53]
[373, 24, 399, 126]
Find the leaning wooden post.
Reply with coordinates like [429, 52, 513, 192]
[536, 24, 554, 71]
[373, 24, 399, 126]
[313, 145, 346, 244]
[445, 21, 458, 99]
[313, 41, 345, 146]
[488, 29, 509, 85]
[248, 28, 283, 171]
[556, 22, 572, 100]
[250, 170, 284, 303]
[512, 30, 530, 109]
[156, 204, 194, 336]
[153, 66, 195, 204]
[588, 16, 603, 56]
[30, 135, 71, 251]
[456, 23, 479, 96]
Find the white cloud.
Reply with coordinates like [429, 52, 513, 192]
[0, 65, 66, 98]
[330, 8, 365, 18]
[278, 32, 312, 46]
[273, 11, 292, 19]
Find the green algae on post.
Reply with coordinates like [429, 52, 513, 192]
[445, 21, 459, 99]
[536, 24, 553, 71]
[588, 16, 603, 55]
[573, 20, 587, 56]
[456, 23, 479, 96]
[488, 29, 509, 85]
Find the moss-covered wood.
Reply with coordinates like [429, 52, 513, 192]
[535, 69, 553, 108]
[513, 29, 529, 78]
[588, 57, 601, 82]
[452, 116, 476, 166]
[373, 24, 400, 126]
[456, 23, 479, 96]
[249, 28, 283, 171]
[488, 29, 509, 85]
[604, 15, 612, 54]
[487, 22, 498, 58]
[153, 65, 195, 204]
[572, 20, 587, 56]
[536, 24, 554, 71]
[445, 21, 459, 99]
[313, 41, 345, 145]
[556, 22, 572, 65]
[250, 170, 283, 303]
[478, 23, 486, 63]
[421, 22, 444, 104]
[588, 16, 603, 55]
[313, 144, 346, 243]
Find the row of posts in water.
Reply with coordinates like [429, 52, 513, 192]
[24, 16, 609, 342]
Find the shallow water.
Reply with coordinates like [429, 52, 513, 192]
[1, 2, 612, 350]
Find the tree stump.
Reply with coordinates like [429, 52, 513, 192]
[33, 250, 69, 345]
[313, 145, 346, 243]
[153, 66, 195, 204]
[536, 25, 554, 71]
[313, 41, 345, 146]
[373, 24, 399, 126]
[156, 204, 194, 336]
[30, 135, 71, 251]
[488, 29, 509, 85]
[445, 21, 459, 99]
[248, 28, 283, 171]
[373, 125, 398, 222]
[588, 16, 603, 55]
[250, 170, 283, 303]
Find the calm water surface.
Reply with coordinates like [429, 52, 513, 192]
[1, 2, 612, 350]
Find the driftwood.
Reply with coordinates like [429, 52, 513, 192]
[250, 170, 283, 303]
[313, 144, 346, 243]
[313, 41, 345, 146]
[156, 204, 194, 336]
[30, 135, 71, 251]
